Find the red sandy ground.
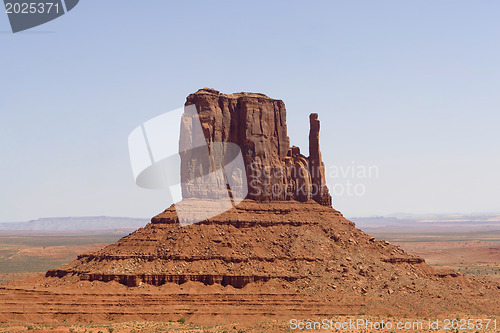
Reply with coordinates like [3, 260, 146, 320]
[0, 201, 498, 331]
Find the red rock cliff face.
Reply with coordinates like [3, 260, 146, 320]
[183, 88, 332, 206]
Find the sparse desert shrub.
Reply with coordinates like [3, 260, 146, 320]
[177, 317, 186, 324]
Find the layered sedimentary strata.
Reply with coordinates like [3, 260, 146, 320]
[46, 199, 432, 291]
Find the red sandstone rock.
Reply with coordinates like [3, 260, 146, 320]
[30, 89, 499, 322]
[43, 89, 475, 293]
[46, 199, 431, 291]
[182, 88, 332, 206]
[309, 113, 332, 206]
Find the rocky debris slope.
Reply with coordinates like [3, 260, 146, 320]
[47, 199, 433, 292]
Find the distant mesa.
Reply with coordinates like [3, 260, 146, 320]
[0, 216, 147, 234]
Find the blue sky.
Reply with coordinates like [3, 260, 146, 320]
[1, 1, 499, 222]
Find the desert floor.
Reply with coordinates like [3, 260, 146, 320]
[0, 234, 498, 332]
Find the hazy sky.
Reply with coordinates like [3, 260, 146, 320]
[1, 1, 499, 222]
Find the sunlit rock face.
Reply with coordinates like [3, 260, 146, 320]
[183, 88, 332, 206]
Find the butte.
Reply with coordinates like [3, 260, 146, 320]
[1, 88, 498, 324]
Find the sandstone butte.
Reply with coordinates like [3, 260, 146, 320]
[1, 88, 498, 325]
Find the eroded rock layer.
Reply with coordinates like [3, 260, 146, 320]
[47, 199, 449, 293]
